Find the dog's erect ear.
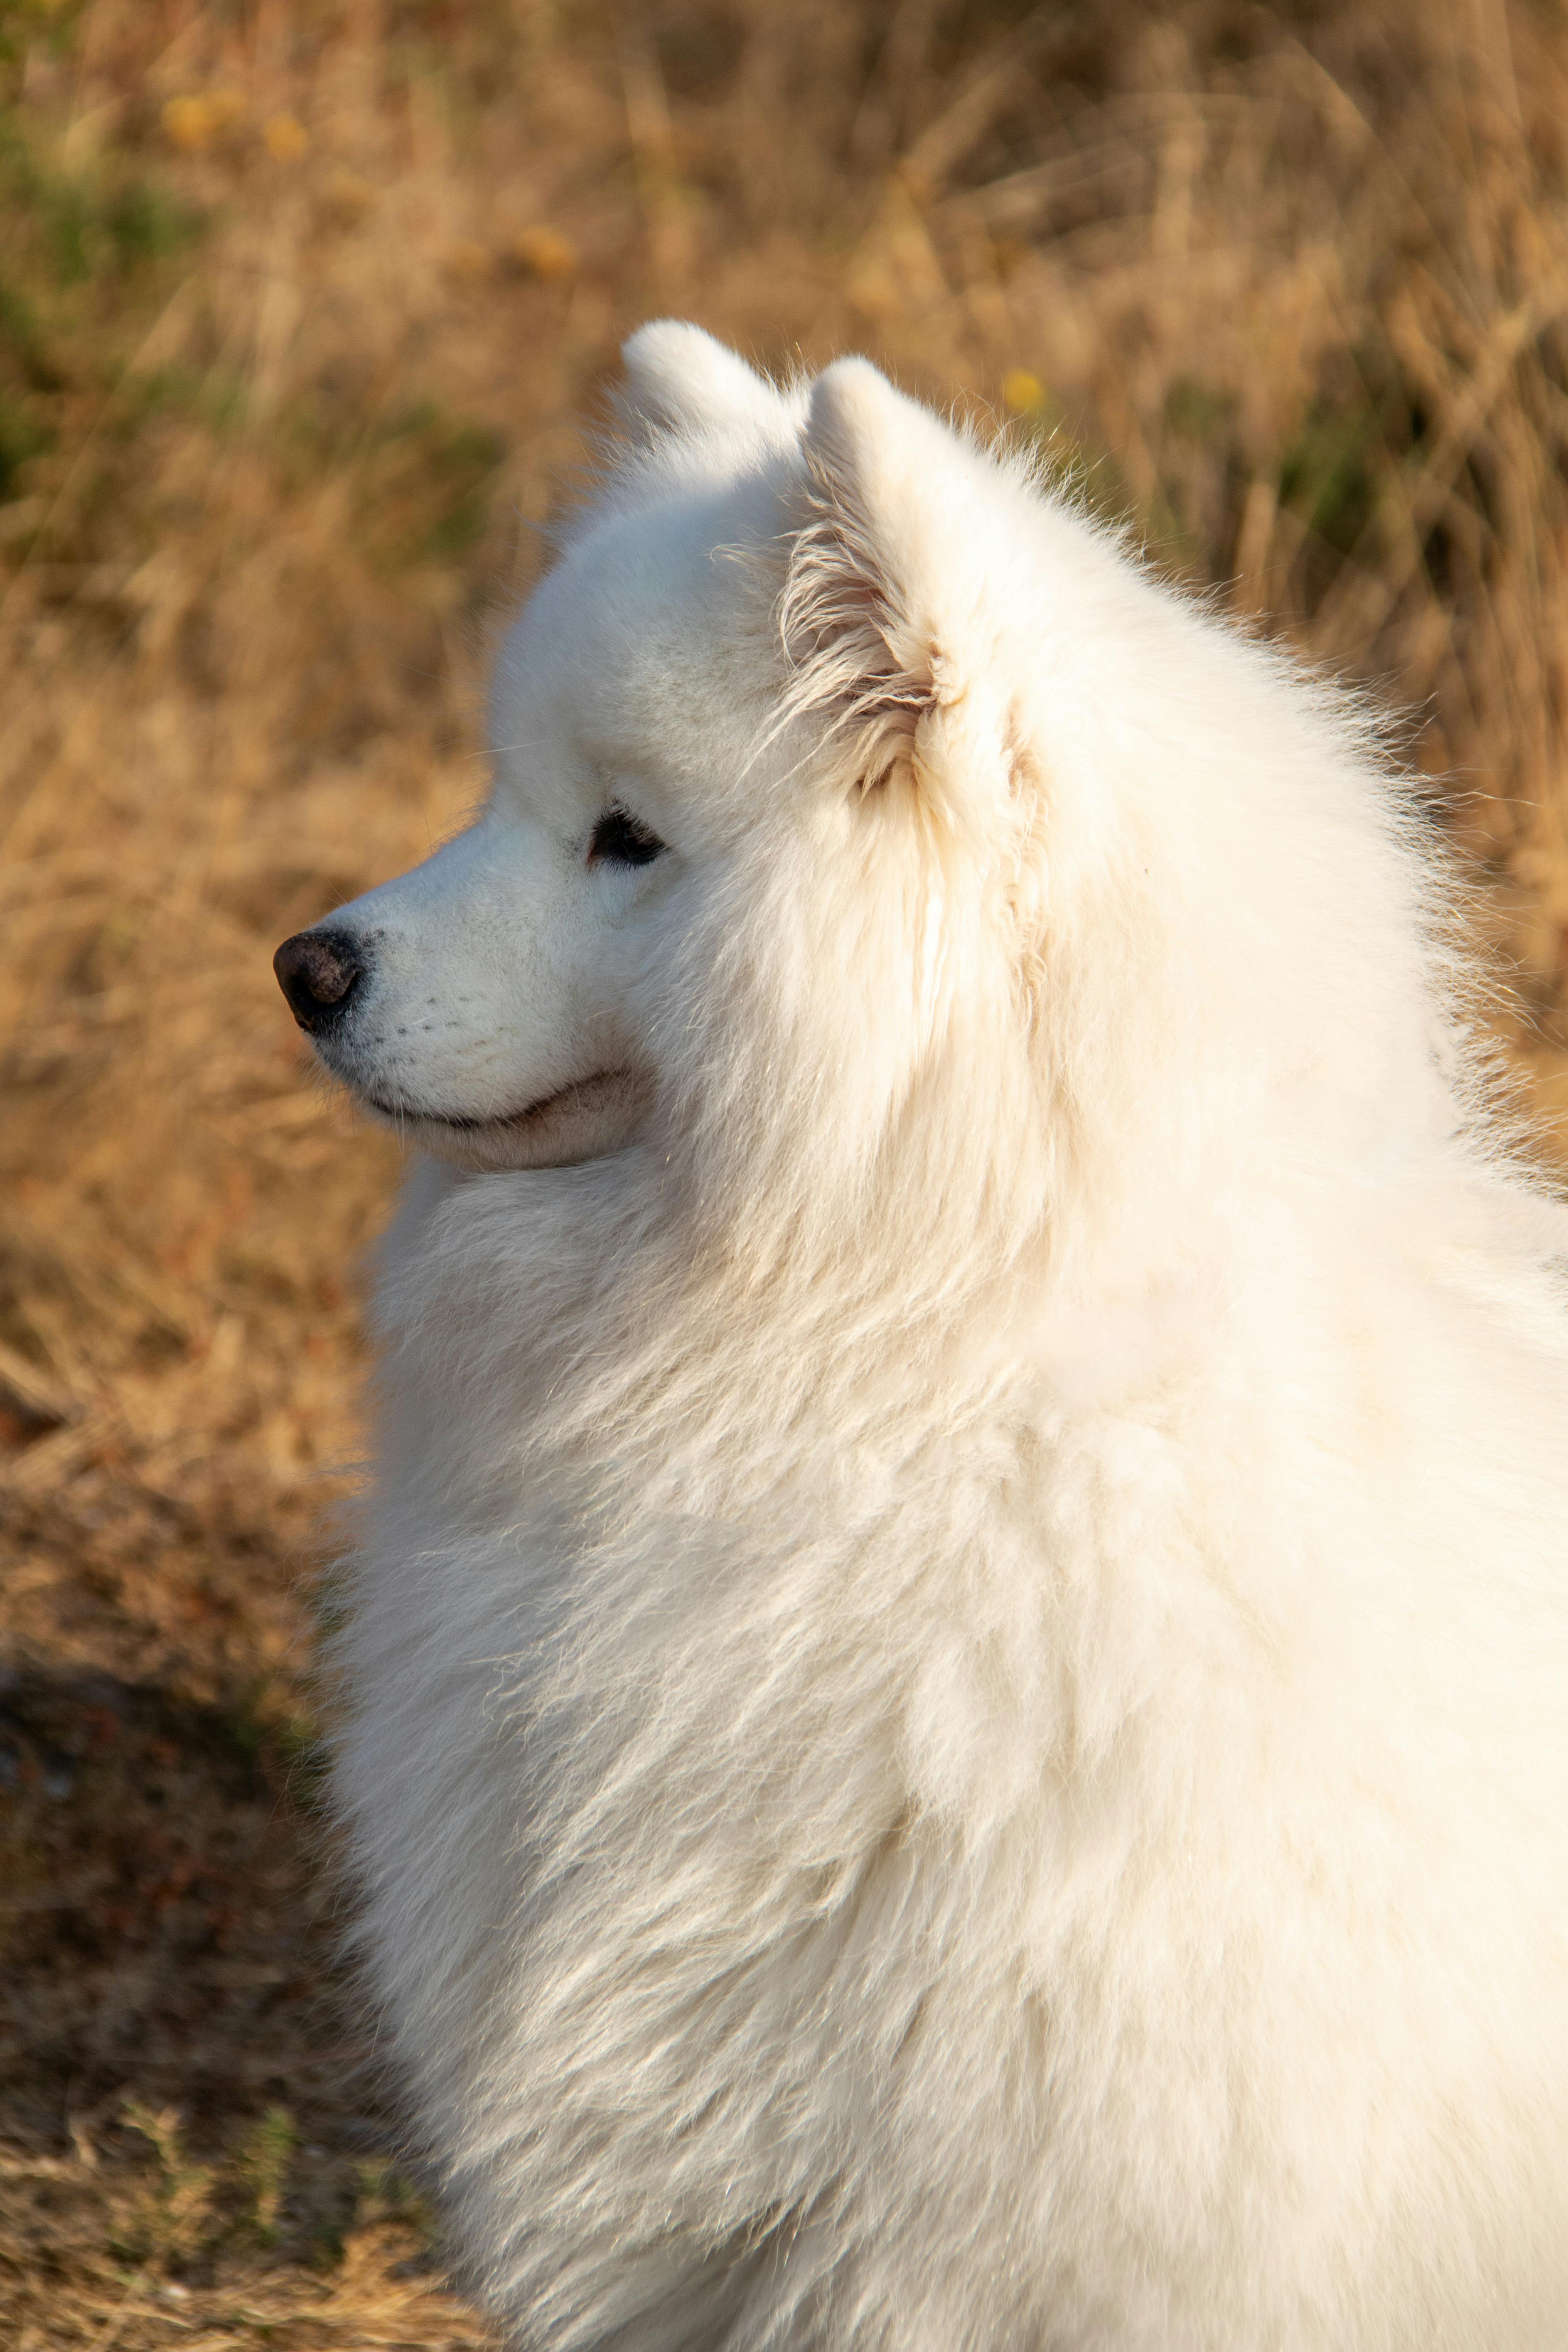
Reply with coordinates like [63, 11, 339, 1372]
[618, 321, 791, 446]
[781, 358, 1013, 816]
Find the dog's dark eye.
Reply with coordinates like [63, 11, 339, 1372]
[587, 806, 666, 869]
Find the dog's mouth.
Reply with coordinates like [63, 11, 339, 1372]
[356, 1068, 647, 1171]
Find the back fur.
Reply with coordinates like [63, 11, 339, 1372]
[332, 324, 1568, 2351]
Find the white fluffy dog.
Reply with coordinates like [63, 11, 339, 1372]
[275, 324, 1568, 2350]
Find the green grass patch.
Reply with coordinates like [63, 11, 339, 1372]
[0, 71, 204, 510]
[237, 2106, 297, 2244]
[1278, 401, 1380, 555]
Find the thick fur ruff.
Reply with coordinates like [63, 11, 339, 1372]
[324, 325, 1568, 2350]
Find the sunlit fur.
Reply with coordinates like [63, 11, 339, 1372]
[331, 324, 1568, 2350]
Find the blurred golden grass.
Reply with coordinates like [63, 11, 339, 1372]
[4, 0, 1568, 2341]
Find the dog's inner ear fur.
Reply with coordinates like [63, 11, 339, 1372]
[779, 361, 951, 801]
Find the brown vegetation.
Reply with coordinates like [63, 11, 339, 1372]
[3, 1, 1568, 2342]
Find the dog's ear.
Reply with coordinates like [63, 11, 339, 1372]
[618, 321, 790, 445]
[782, 358, 1014, 818]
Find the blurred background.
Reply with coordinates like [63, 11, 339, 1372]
[3, 1, 1568, 2342]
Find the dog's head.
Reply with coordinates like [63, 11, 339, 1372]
[277, 324, 1452, 1263]
[277, 329, 807, 1176]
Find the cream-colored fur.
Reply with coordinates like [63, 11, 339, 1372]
[315, 325, 1568, 2349]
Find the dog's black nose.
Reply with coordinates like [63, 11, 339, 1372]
[274, 929, 365, 1031]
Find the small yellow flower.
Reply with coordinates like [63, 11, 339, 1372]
[162, 89, 246, 153]
[512, 226, 578, 282]
[162, 94, 214, 152]
[1001, 368, 1045, 417]
[263, 113, 309, 164]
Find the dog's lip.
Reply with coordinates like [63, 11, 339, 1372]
[357, 1067, 634, 1134]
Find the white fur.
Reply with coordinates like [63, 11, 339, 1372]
[318, 322, 1568, 2349]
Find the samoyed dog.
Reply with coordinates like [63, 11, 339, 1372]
[275, 324, 1568, 2350]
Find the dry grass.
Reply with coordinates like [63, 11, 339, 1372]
[4, 0, 1568, 2341]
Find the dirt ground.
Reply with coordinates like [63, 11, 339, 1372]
[4, 2, 1568, 2343]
